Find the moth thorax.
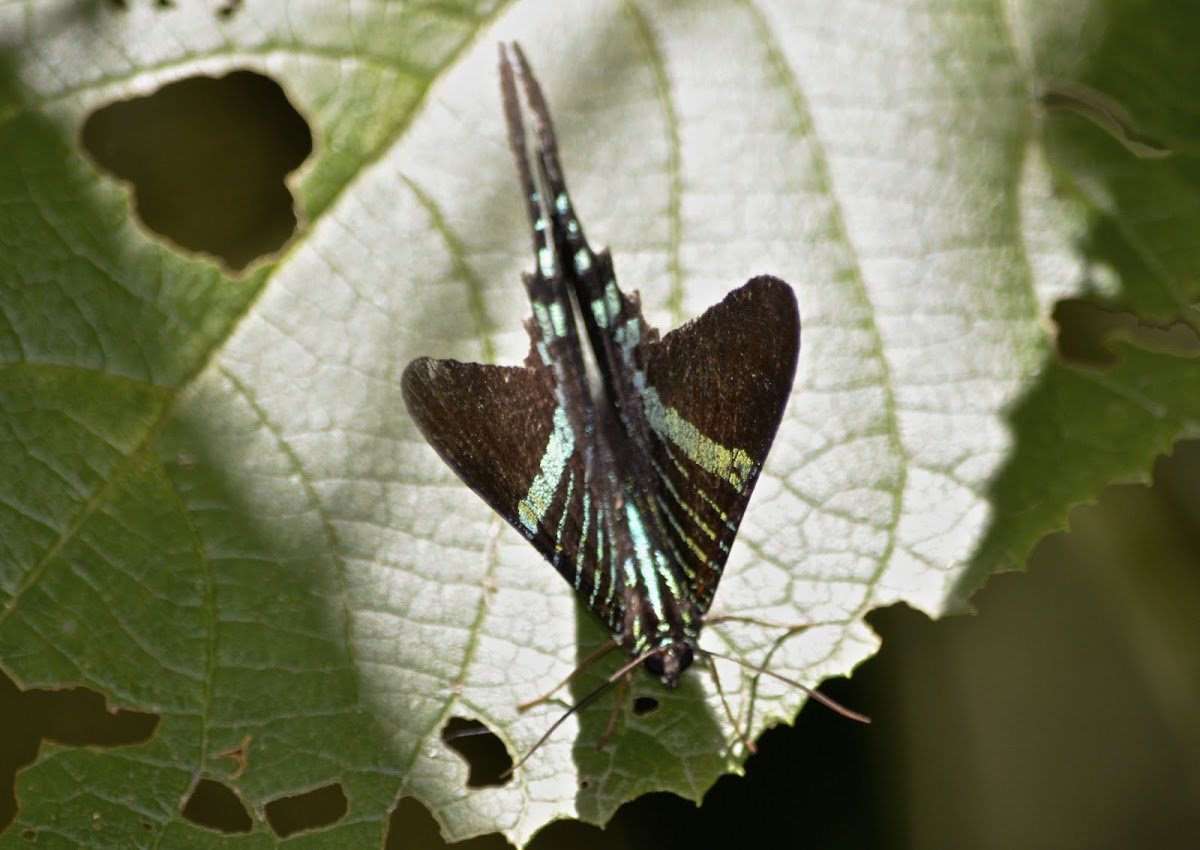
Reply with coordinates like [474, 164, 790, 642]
[643, 641, 695, 687]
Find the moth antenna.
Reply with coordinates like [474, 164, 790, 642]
[442, 725, 496, 742]
[699, 649, 871, 725]
[517, 639, 619, 712]
[501, 647, 661, 778]
[596, 671, 630, 751]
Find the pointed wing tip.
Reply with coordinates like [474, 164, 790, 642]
[743, 274, 798, 310]
[401, 356, 448, 418]
[736, 274, 801, 346]
[400, 358, 425, 411]
[400, 355, 431, 386]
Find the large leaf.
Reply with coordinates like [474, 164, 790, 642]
[3, 0, 1198, 845]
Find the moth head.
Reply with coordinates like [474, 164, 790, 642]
[642, 642, 694, 687]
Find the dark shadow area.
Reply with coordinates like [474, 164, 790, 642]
[181, 777, 253, 834]
[386, 797, 513, 850]
[528, 660, 882, 850]
[1054, 299, 1200, 368]
[80, 68, 312, 272]
[518, 440, 1200, 849]
[263, 781, 349, 838]
[530, 817, 612, 850]
[441, 717, 513, 789]
[0, 670, 159, 833]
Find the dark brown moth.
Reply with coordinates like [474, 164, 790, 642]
[402, 44, 867, 771]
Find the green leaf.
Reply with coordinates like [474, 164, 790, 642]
[3, 0, 1199, 846]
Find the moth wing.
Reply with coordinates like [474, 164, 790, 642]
[639, 275, 800, 613]
[402, 356, 622, 631]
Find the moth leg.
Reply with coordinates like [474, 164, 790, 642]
[703, 647, 872, 725]
[504, 649, 650, 777]
[517, 639, 620, 711]
[705, 617, 870, 728]
[707, 656, 757, 756]
[595, 670, 631, 751]
[705, 613, 830, 633]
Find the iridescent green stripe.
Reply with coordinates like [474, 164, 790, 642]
[518, 405, 574, 535]
[537, 246, 555, 279]
[532, 299, 570, 343]
[623, 503, 663, 620]
[575, 488, 590, 591]
[589, 280, 620, 330]
[613, 318, 758, 490]
[649, 491, 706, 576]
[556, 469, 575, 566]
[643, 385, 757, 490]
[658, 445, 734, 540]
[601, 508, 617, 611]
[649, 455, 719, 541]
[624, 501, 685, 628]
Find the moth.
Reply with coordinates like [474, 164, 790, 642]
[402, 44, 864, 769]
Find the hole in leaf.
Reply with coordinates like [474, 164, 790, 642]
[386, 797, 513, 850]
[1053, 299, 1200, 367]
[441, 717, 513, 788]
[263, 782, 348, 838]
[181, 778, 252, 834]
[0, 670, 159, 833]
[633, 696, 659, 717]
[80, 69, 313, 272]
